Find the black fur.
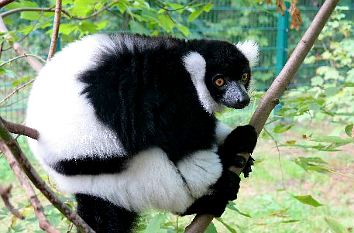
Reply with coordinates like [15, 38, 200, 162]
[78, 34, 251, 164]
[182, 170, 240, 217]
[76, 194, 138, 233]
[52, 156, 128, 175]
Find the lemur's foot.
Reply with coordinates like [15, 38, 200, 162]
[182, 170, 240, 217]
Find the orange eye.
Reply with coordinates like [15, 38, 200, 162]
[241, 73, 249, 83]
[214, 77, 225, 87]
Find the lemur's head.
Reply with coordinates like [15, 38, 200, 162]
[183, 40, 259, 113]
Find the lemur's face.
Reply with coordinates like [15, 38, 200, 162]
[203, 41, 254, 109]
[183, 40, 258, 113]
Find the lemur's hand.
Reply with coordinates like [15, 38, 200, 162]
[181, 125, 257, 217]
[218, 125, 257, 177]
[181, 170, 240, 217]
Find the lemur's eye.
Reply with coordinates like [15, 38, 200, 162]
[241, 73, 249, 83]
[213, 75, 225, 87]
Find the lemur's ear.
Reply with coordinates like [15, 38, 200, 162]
[235, 41, 259, 67]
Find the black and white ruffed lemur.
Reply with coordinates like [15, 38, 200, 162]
[26, 34, 259, 233]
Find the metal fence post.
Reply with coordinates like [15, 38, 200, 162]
[276, 3, 290, 75]
[274, 3, 290, 115]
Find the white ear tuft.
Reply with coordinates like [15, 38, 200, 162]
[235, 40, 259, 67]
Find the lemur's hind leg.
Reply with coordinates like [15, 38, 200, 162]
[75, 194, 138, 233]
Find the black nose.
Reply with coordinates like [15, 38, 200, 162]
[235, 95, 250, 109]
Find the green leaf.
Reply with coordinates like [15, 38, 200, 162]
[20, 11, 40, 20]
[157, 14, 175, 32]
[345, 124, 353, 137]
[216, 218, 237, 233]
[324, 217, 348, 233]
[227, 202, 251, 218]
[188, 3, 213, 22]
[293, 195, 323, 207]
[293, 157, 330, 173]
[143, 213, 166, 233]
[311, 136, 354, 146]
[205, 222, 218, 233]
[60, 24, 78, 35]
[176, 24, 190, 37]
[273, 123, 293, 133]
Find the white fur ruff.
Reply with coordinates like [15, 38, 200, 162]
[235, 41, 259, 67]
[182, 52, 221, 113]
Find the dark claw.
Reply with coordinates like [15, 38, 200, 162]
[242, 156, 254, 178]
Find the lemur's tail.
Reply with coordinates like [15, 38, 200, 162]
[75, 194, 138, 233]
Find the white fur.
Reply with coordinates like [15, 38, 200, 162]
[49, 148, 193, 213]
[235, 41, 259, 67]
[26, 34, 126, 167]
[177, 149, 222, 199]
[182, 52, 221, 113]
[215, 121, 232, 144]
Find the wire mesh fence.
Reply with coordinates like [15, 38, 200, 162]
[0, 0, 353, 123]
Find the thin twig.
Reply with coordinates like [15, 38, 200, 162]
[185, 0, 339, 232]
[47, 0, 62, 60]
[1, 151, 59, 233]
[0, 79, 35, 107]
[0, 184, 24, 219]
[0, 120, 95, 233]
[0, 54, 45, 68]
[1, 1, 119, 20]
[0, 16, 44, 72]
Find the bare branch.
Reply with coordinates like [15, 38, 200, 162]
[0, 7, 56, 18]
[185, 0, 339, 232]
[0, 54, 45, 67]
[1, 150, 59, 233]
[0, 184, 24, 219]
[0, 120, 95, 233]
[1, 1, 119, 20]
[0, 16, 44, 72]
[0, 0, 15, 8]
[0, 117, 39, 140]
[47, 0, 62, 60]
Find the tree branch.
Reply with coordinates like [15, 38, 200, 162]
[0, 0, 15, 8]
[0, 1, 119, 20]
[47, 0, 62, 60]
[0, 120, 95, 233]
[0, 184, 24, 219]
[0, 54, 45, 67]
[0, 79, 35, 107]
[0, 117, 39, 139]
[0, 16, 44, 72]
[1, 150, 59, 232]
[185, 0, 339, 232]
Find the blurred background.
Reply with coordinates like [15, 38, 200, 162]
[0, 0, 353, 232]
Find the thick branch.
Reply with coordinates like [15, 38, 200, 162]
[1, 149, 59, 232]
[0, 120, 95, 233]
[0, 184, 24, 219]
[0, 117, 39, 140]
[47, 0, 62, 60]
[0, 0, 15, 8]
[0, 17, 44, 72]
[185, 0, 339, 232]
